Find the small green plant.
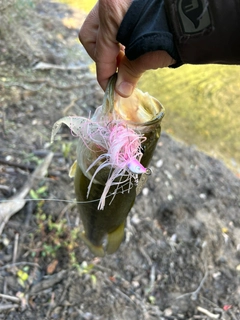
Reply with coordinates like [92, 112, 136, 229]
[41, 243, 61, 258]
[148, 295, 156, 305]
[47, 217, 67, 236]
[71, 258, 97, 287]
[30, 185, 48, 200]
[61, 142, 73, 159]
[34, 205, 82, 264]
[23, 153, 42, 166]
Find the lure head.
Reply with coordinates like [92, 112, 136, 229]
[127, 158, 147, 174]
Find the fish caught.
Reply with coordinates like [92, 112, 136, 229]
[51, 74, 164, 256]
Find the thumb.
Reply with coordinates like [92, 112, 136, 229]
[115, 50, 176, 97]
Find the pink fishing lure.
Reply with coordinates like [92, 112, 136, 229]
[77, 118, 148, 209]
[51, 106, 152, 210]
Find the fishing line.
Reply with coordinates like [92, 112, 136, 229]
[0, 175, 148, 207]
[0, 197, 107, 205]
[0, 183, 139, 205]
[0, 169, 149, 207]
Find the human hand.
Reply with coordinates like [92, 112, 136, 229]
[79, 0, 176, 97]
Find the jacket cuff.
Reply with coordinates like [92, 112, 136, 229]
[164, 0, 240, 65]
[117, 0, 180, 63]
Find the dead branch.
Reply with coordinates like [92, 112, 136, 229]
[0, 293, 20, 303]
[0, 152, 54, 235]
[33, 61, 88, 71]
[29, 270, 67, 295]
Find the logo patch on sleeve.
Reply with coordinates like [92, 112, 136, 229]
[178, 0, 211, 34]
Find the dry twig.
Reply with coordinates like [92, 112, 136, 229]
[0, 261, 40, 271]
[12, 233, 19, 264]
[197, 306, 220, 319]
[0, 304, 19, 311]
[0, 293, 20, 303]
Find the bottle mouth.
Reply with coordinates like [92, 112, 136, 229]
[105, 73, 165, 127]
[114, 88, 165, 127]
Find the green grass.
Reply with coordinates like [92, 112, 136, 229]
[57, 0, 97, 12]
[138, 64, 240, 172]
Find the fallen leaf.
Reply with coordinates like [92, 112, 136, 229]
[47, 259, 58, 274]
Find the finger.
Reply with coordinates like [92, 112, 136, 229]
[79, 3, 99, 61]
[95, 32, 120, 90]
[79, 5, 119, 90]
[116, 51, 176, 97]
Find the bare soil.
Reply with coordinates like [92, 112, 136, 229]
[0, 1, 240, 319]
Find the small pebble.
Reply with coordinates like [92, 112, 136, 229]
[5, 155, 12, 161]
[131, 214, 140, 225]
[2, 237, 10, 246]
[164, 308, 173, 317]
[32, 119, 38, 125]
[81, 261, 88, 269]
[164, 170, 172, 180]
[82, 312, 93, 320]
[156, 159, 163, 168]
[170, 233, 177, 243]
[132, 281, 139, 288]
[212, 271, 221, 278]
[142, 188, 149, 196]
[175, 163, 180, 169]
[167, 194, 173, 201]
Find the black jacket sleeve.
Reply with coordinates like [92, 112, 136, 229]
[164, 0, 240, 65]
[117, 0, 240, 66]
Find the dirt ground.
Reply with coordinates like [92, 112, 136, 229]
[0, 1, 240, 319]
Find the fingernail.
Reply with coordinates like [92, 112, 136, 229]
[116, 82, 134, 97]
